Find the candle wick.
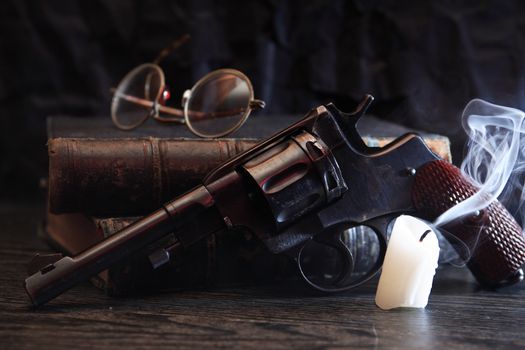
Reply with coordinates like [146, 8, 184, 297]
[420, 230, 431, 242]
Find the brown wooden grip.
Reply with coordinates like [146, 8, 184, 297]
[412, 160, 525, 287]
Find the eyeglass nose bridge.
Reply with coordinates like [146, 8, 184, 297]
[181, 89, 191, 107]
[150, 100, 161, 118]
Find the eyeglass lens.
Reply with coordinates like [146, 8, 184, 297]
[112, 65, 163, 129]
[186, 72, 251, 137]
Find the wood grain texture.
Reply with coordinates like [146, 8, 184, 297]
[1, 202, 525, 350]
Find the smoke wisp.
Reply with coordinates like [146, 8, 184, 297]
[424, 99, 525, 265]
[434, 99, 525, 228]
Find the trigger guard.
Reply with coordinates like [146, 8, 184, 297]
[296, 234, 355, 291]
[295, 221, 388, 293]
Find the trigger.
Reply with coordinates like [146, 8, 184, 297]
[315, 231, 355, 286]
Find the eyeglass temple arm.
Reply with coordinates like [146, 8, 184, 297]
[163, 98, 265, 121]
[153, 34, 191, 65]
[180, 99, 265, 120]
[113, 91, 265, 122]
[202, 75, 265, 112]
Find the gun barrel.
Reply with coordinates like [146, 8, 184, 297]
[24, 185, 215, 307]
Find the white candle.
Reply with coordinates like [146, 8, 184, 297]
[375, 215, 440, 310]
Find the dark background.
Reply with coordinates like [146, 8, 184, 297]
[2, 0, 525, 199]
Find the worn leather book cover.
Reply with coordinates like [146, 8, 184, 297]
[47, 115, 451, 217]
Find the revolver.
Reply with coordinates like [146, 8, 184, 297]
[25, 95, 525, 307]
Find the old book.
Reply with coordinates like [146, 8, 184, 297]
[47, 115, 451, 217]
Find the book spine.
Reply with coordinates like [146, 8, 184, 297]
[49, 138, 259, 216]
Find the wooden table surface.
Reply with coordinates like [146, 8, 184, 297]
[1, 202, 525, 350]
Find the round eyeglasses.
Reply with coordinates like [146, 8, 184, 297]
[111, 64, 265, 138]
